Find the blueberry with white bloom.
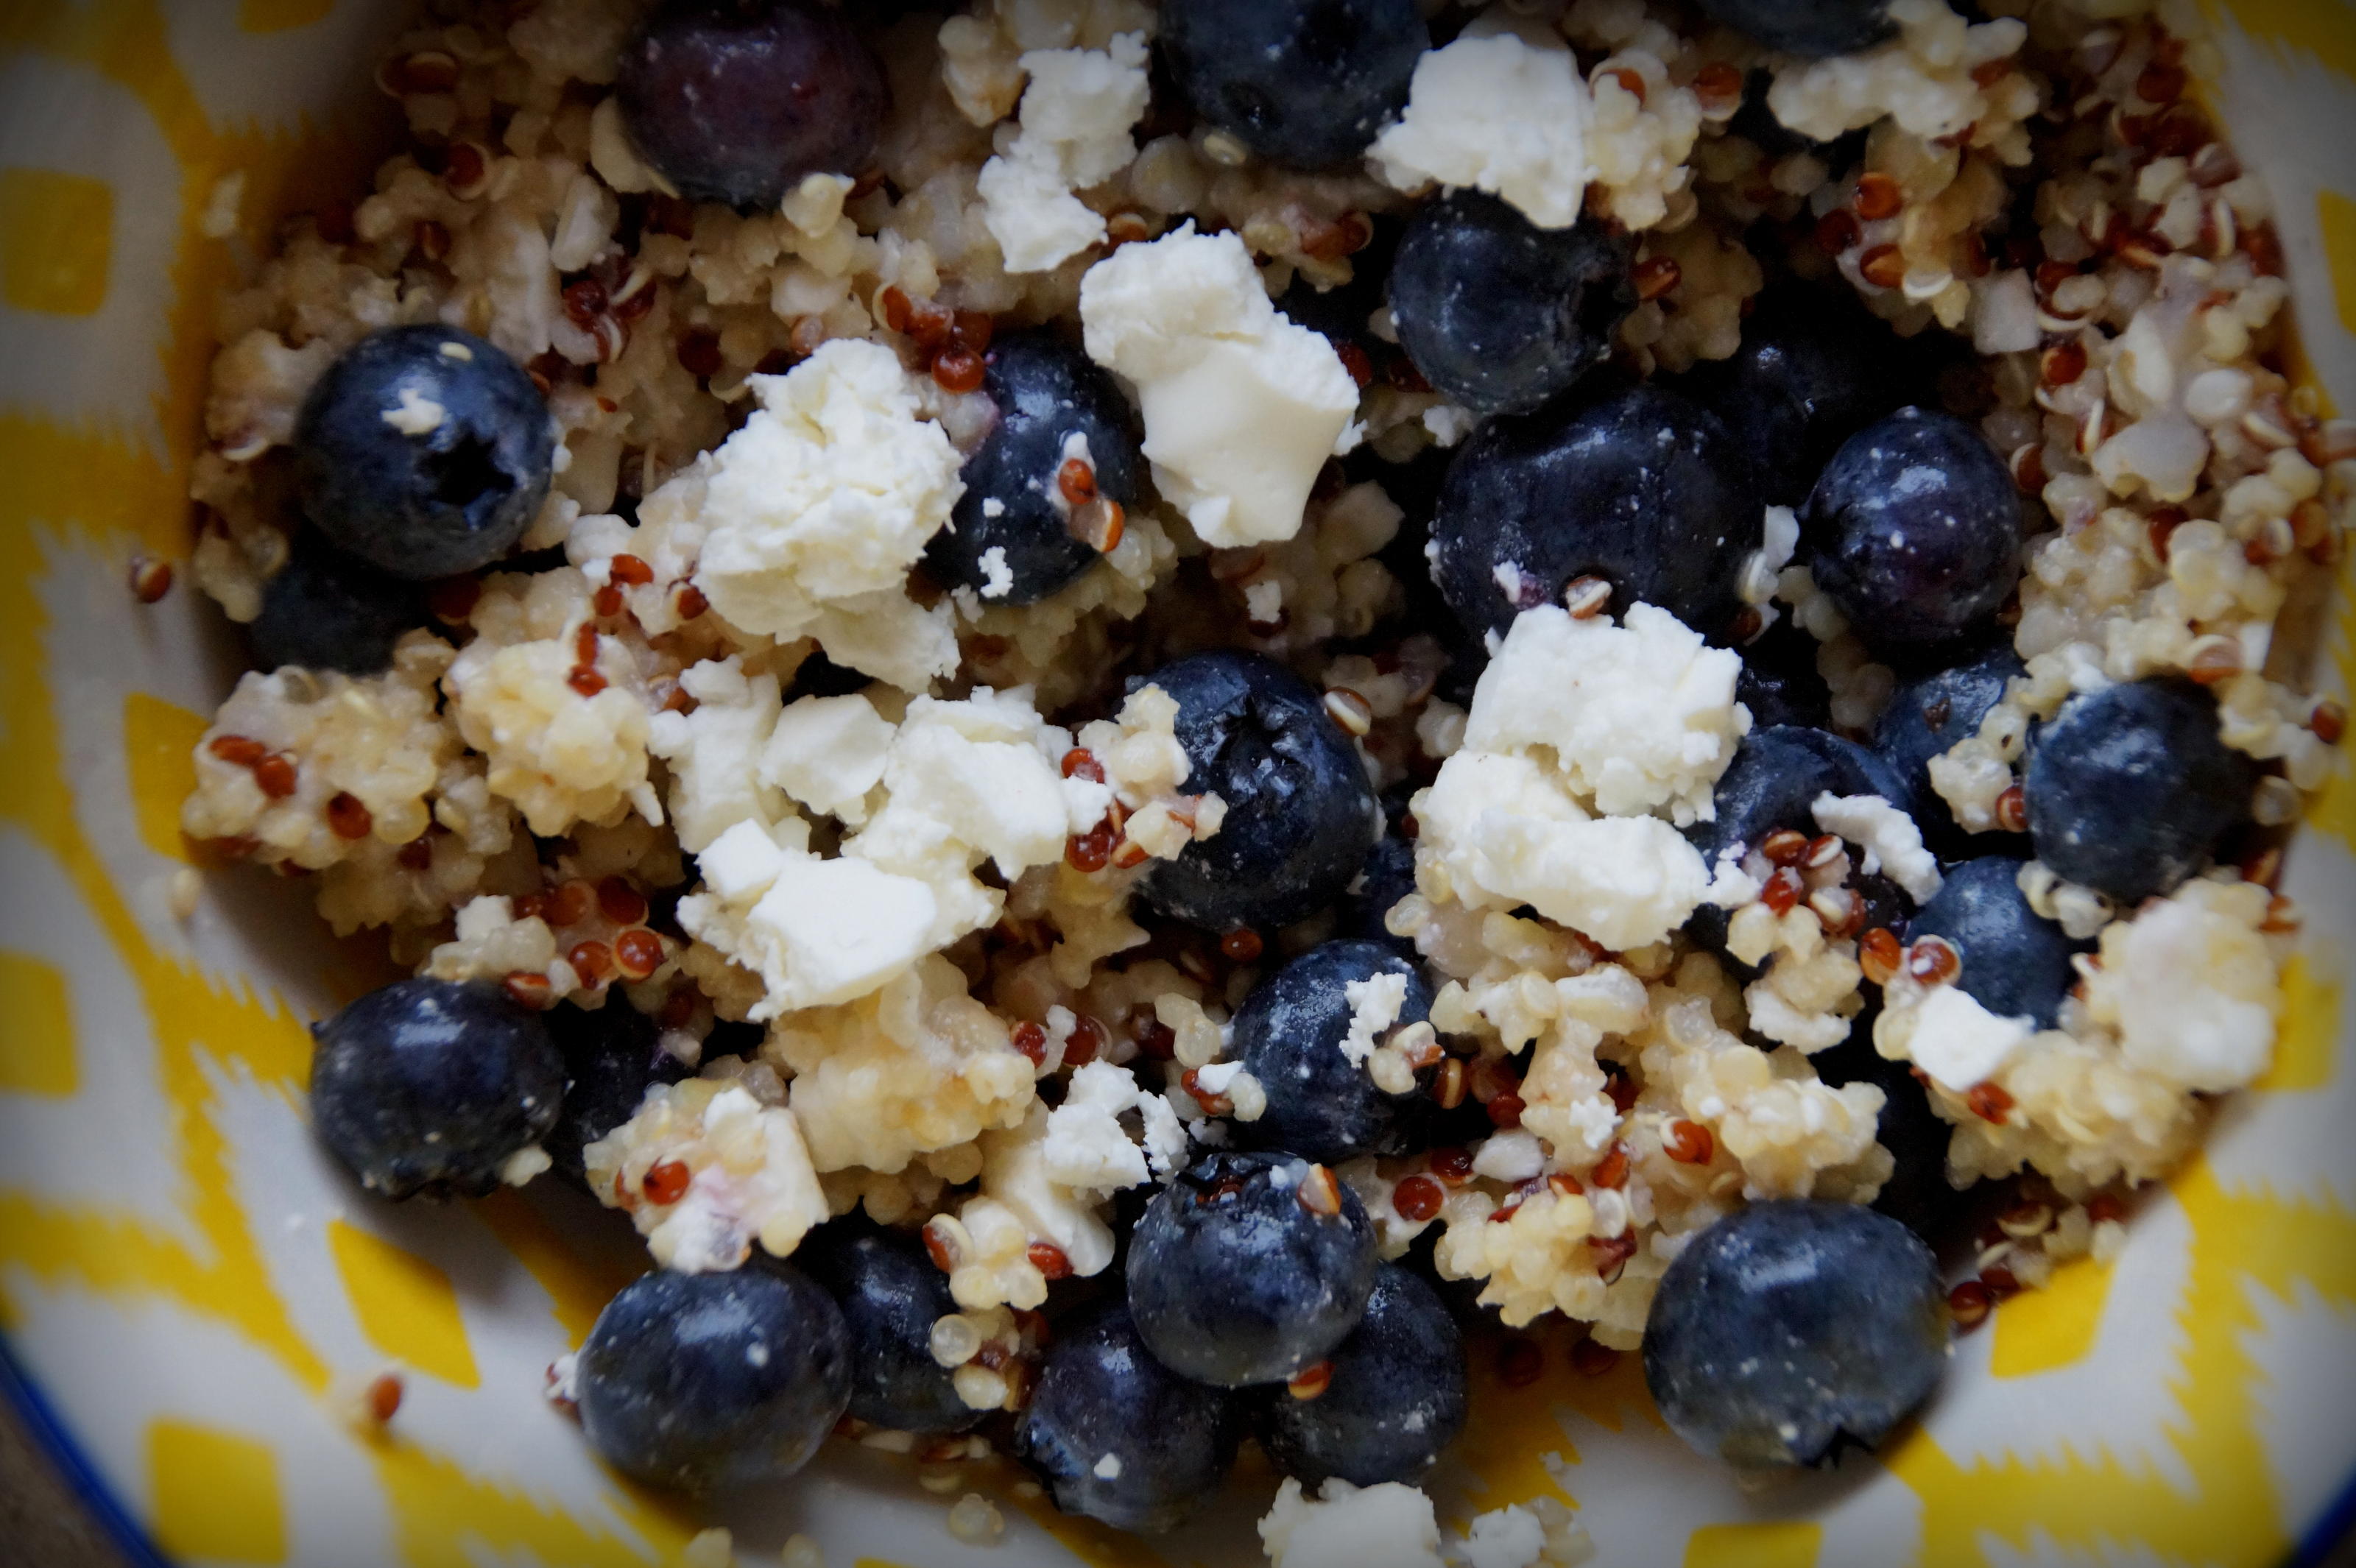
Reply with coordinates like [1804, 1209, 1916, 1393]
[1908, 857, 2089, 1028]
[1013, 1303, 1241, 1534]
[293, 325, 553, 580]
[2023, 677, 2258, 903]
[308, 978, 562, 1200]
[923, 333, 1141, 606]
[617, 0, 888, 209]
[576, 1266, 850, 1492]
[249, 534, 423, 676]
[1135, 651, 1380, 933]
[1232, 939, 1433, 1165]
[1430, 380, 1760, 643]
[1874, 643, 2027, 847]
[1255, 1263, 1467, 1487]
[540, 1000, 692, 1183]
[1341, 833, 1419, 958]
[1643, 1200, 1947, 1468]
[1157, 0, 1427, 170]
[1389, 191, 1634, 417]
[1694, 0, 1895, 57]
[1802, 407, 2022, 652]
[1128, 1151, 1377, 1387]
[797, 1220, 979, 1435]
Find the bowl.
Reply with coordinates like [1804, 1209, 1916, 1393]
[1, 1, 2354, 1564]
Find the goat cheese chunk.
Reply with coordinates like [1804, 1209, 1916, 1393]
[978, 32, 1151, 272]
[1260, 1480, 1446, 1568]
[683, 339, 964, 691]
[1042, 1061, 1153, 1194]
[1466, 604, 1747, 825]
[1369, 32, 1592, 229]
[1459, 1506, 1548, 1568]
[1080, 225, 1360, 548]
[2084, 877, 2279, 1092]
[1339, 972, 1408, 1068]
[1900, 983, 2031, 1093]
[1813, 791, 1944, 903]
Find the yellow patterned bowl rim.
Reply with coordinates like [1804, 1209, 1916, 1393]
[2, 2, 2355, 1565]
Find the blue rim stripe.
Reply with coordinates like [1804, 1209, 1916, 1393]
[0, 1331, 175, 1568]
[2292, 1467, 2356, 1568]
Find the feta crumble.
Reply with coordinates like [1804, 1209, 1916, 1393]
[1258, 1479, 1445, 1568]
[1339, 972, 1408, 1067]
[1369, 32, 1590, 230]
[1041, 1061, 1154, 1194]
[1812, 792, 1943, 903]
[1460, 1505, 1548, 1568]
[1079, 225, 1360, 548]
[1890, 982, 2031, 1093]
[978, 32, 1151, 272]
[2084, 877, 2277, 1092]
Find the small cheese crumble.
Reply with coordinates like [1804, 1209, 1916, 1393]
[583, 1076, 830, 1273]
[1079, 225, 1360, 548]
[1093, 1452, 1123, 1480]
[1369, 32, 1590, 230]
[1258, 1479, 1446, 1568]
[1459, 1505, 1548, 1568]
[977, 545, 1015, 599]
[1811, 791, 1944, 904]
[2084, 877, 2277, 1092]
[1894, 982, 2031, 1093]
[381, 385, 446, 435]
[1042, 1061, 1154, 1194]
[978, 32, 1151, 272]
[1339, 972, 1408, 1067]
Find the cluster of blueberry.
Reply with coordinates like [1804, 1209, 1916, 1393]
[267, 0, 2282, 1538]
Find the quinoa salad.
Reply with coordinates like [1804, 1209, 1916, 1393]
[169, 0, 2347, 1557]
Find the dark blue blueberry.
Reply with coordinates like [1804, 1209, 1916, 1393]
[1802, 407, 2022, 652]
[293, 325, 553, 580]
[1678, 286, 1913, 507]
[1341, 834, 1419, 958]
[1694, 0, 1895, 57]
[1874, 643, 2025, 844]
[1389, 191, 1634, 417]
[923, 333, 1140, 605]
[1232, 940, 1431, 1165]
[1128, 1151, 1377, 1387]
[542, 1003, 691, 1182]
[1157, 0, 1426, 170]
[576, 1265, 850, 1493]
[1642, 1200, 1946, 1469]
[618, 0, 888, 209]
[2022, 677, 2257, 903]
[1735, 621, 1834, 732]
[1685, 726, 1916, 959]
[250, 535, 423, 676]
[1135, 651, 1380, 933]
[308, 978, 562, 1200]
[1909, 858, 2087, 1028]
[1254, 1263, 1467, 1487]
[1810, 1017, 1954, 1243]
[797, 1221, 978, 1435]
[1013, 1302, 1240, 1535]
[1431, 380, 1760, 643]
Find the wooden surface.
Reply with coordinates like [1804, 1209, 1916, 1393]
[0, 1394, 129, 1568]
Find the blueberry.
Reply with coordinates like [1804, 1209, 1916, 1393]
[250, 535, 424, 676]
[541, 1003, 691, 1182]
[1643, 1200, 1947, 1469]
[1874, 643, 2025, 842]
[1254, 1263, 1467, 1487]
[1389, 191, 1634, 417]
[1431, 380, 1760, 643]
[1735, 621, 1835, 732]
[797, 1221, 979, 1435]
[1128, 1151, 1377, 1387]
[1157, 0, 1426, 171]
[1341, 834, 1418, 958]
[293, 325, 553, 581]
[308, 978, 562, 1200]
[2022, 677, 2257, 903]
[618, 0, 889, 209]
[1810, 1020, 1954, 1242]
[1232, 940, 1432, 1165]
[1693, 0, 1896, 57]
[1677, 286, 1913, 507]
[1013, 1302, 1240, 1534]
[1685, 726, 1916, 958]
[1134, 652, 1380, 933]
[922, 333, 1141, 605]
[1908, 857, 2087, 1028]
[576, 1265, 850, 1493]
[1802, 407, 2022, 652]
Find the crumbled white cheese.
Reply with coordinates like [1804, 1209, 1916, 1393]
[593, 1084, 832, 1274]
[646, 657, 792, 853]
[1470, 1129, 1546, 1184]
[1339, 972, 1409, 1067]
[1459, 1505, 1548, 1568]
[1093, 1452, 1123, 1480]
[1138, 1091, 1188, 1178]
[978, 32, 1151, 272]
[1812, 791, 1943, 903]
[1415, 750, 1711, 951]
[1900, 983, 2031, 1093]
[1042, 1061, 1153, 1193]
[977, 545, 1015, 599]
[974, 1103, 1120, 1279]
[1369, 32, 1591, 230]
[1464, 604, 1748, 825]
[764, 692, 896, 826]
[382, 385, 446, 435]
[1079, 225, 1360, 548]
[1259, 1480, 1446, 1568]
[2084, 878, 2277, 1092]
[681, 339, 964, 691]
